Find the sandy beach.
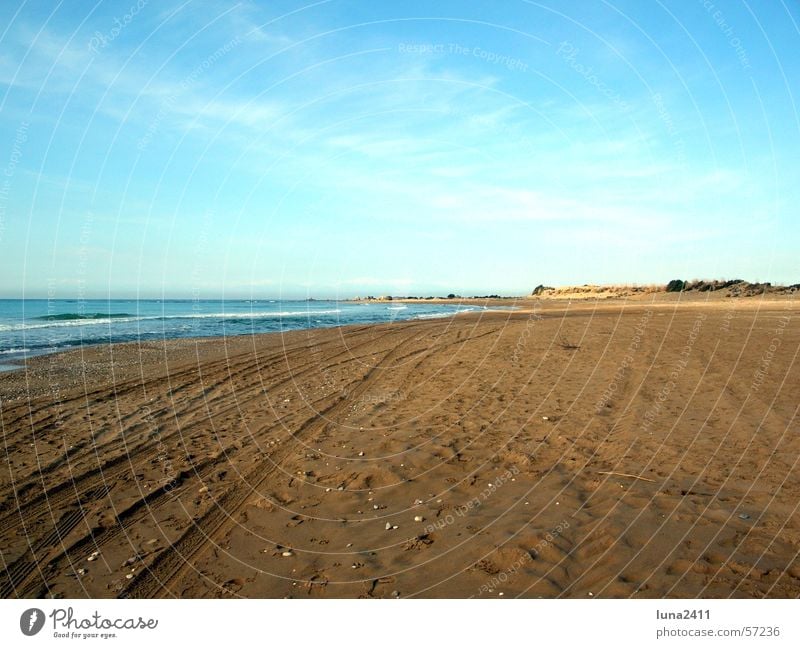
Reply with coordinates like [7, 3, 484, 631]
[1, 294, 798, 598]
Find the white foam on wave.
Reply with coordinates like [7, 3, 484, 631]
[413, 312, 453, 320]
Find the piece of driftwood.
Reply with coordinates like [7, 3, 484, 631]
[598, 471, 656, 483]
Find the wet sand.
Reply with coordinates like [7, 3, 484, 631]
[1, 295, 798, 598]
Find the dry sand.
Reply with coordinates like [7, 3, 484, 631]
[1, 294, 798, 598]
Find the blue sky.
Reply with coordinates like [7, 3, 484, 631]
[0, 0, 798, 298]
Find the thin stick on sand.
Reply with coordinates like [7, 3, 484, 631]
[598, 471, 656, 483]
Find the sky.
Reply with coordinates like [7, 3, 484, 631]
[0, 0, 798, 299]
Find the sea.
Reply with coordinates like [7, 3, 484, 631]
[0, 299, 496, 371]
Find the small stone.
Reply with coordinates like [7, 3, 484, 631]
[125, 573, 133, 580]
[391, 590, 400, 598]
[414, 515, 424, 522]
[346, 543, 353, 547]
[392, 525, 398, 530]
[87, 555, 96, 562]
[738, 513, 751, 520]
[325, 488, 331, 492]
[358, 451, 364, 457]
[77, 568, 86, 576]
[373, 504, 379, 510]
[282, 550, 294, 557]
[542, 416, 549, 421]
[198, 486, 209, 493]
[385, 522, 392, 530]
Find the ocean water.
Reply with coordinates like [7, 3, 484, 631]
[0, 299, 491, 369]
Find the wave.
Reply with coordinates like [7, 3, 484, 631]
[0, 347, 30, 354]
[0, 309, 344, 331]
[35, 312, 137, 321]
[387, 305, 407, 310]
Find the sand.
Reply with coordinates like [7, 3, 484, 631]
[1, 294, 798, 598]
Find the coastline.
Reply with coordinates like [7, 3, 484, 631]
[1, 292, 794, 396]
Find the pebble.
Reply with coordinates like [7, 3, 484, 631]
[373, 505, 379, 510]
[198, 486, 209, 493]
[542, 416, 550, 421]
[125, 573, 133, 580]
[738, 513, 751, 520]
[282, 550, 294, 557]
[358, 451, 364, 457]
[391, 590, 400, 598]
[385, 522, 392, 530]
[414, 515, 424, 522]
[77, 568, 86, 576]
